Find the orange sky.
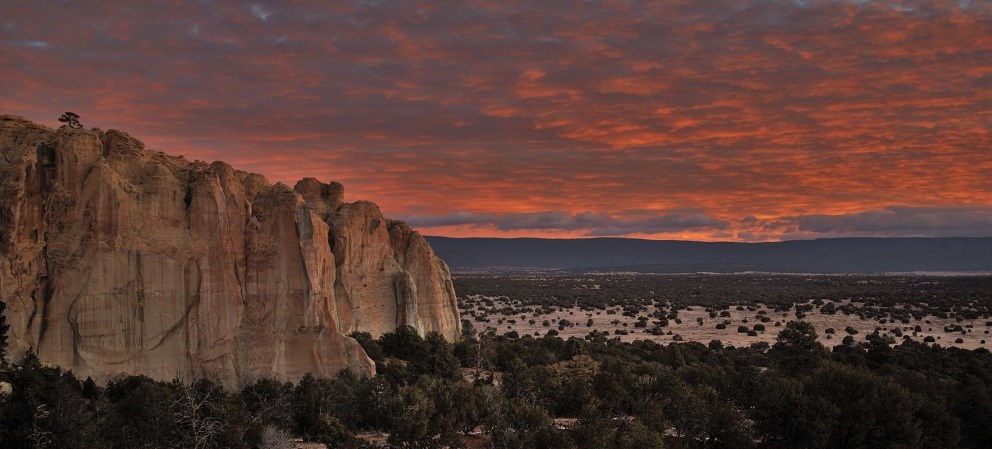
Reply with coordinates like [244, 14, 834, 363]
[2, 0, 991, 240]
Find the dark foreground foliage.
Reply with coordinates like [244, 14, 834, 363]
[1, 320, 990, 448]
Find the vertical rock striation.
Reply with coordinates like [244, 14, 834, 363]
[0, 115, 460, 387]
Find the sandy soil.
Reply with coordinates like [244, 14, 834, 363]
[470, 299, 991, 350]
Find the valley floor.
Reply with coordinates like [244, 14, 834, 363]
[473, 298, 990, 350]
[457, 273, 992, 350]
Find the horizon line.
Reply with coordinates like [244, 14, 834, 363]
[422, 235, 992, 242]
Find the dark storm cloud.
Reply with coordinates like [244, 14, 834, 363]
[793, 206, 992, 237]
[1, 0, 991, 239]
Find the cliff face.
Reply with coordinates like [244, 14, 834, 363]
[0, 115, 460, 386]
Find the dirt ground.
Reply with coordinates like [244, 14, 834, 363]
[348, 431, 490, 448]
[470, 298, 991, 350]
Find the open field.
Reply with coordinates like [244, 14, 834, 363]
[456, 273, 992, 350]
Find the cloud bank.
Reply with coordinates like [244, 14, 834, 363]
[403, 206, 992, 239]
[403, 210, 729, 237]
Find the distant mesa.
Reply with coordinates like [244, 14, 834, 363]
[426, 236, 992, 273]
[0, 114, 460, 387]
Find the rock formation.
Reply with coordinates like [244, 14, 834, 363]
[0, 115, 460, 387]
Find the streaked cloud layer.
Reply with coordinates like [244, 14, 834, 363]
[2, 0, 990, 240]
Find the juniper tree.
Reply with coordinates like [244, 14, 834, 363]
[57, 112, 83, 129]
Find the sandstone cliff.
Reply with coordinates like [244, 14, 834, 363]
[0, 115, 460, 387]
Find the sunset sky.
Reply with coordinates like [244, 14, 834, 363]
[2, 0, 991, 240]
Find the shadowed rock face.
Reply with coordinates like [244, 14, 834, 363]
[0, 115, 460, 387]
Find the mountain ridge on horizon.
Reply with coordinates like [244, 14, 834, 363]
[425, 236, 992, 273]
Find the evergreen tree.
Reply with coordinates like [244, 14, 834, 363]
[57, 112, 83, 129]
[770, 321, 829, 374]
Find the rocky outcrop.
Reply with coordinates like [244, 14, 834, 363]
[0, 115, 460, 387]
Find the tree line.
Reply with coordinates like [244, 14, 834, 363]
[0, 299, 990, 448]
